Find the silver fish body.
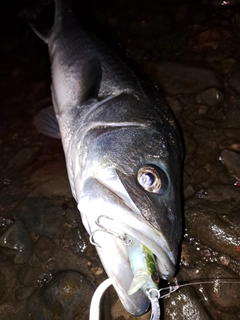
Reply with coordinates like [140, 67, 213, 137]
[33, 0, 184, 315]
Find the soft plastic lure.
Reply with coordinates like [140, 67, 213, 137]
[127, 238, 159, 295]
[127, 237, 160, 319]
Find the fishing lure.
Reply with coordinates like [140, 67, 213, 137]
[127, 238, 161, 320]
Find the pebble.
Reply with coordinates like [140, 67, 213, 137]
[206, 264, 240, 312]
[165, 95, 183, 117]
[220, 148, 240, 179]
[191, 27, 232, 50]
[199, 87, 225, 106]
[193, 118, 217, 129]
[185, 199, 240, 261]
[228, 69, 240, 94]
[220, 58, 238, 77]
[198, 104, 209, 114]
[147, 62, 222, 95]
[0, 220, 32, 264]
[211, 0, 240, 5]
[30, 158, 72, 198]
[33, 236, 54, 260]
[0, 262, 27, 319]
[18, 265, 40, 287]
[91, 266, 104, 275]
[18, 197, 64, 237]
[6, 148, 40, 171]
[0, 262, 18, 302]
[183, 131, 198, 163]
[223, 127, 240, 139]
[184, 184, 196, 199]
[198, 182, 240, 202]
[164, 286, 212, 320]
[27, 271, 95, 320]
[15, 286, 35, 301]
[219, 139, 240, 152]
[192, 167, 209, 184]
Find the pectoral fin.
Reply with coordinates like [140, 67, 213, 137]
[33, 106, 61, 139]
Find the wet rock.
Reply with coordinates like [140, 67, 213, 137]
[232, 11, 240, 36]
[223, 127, 240, 140]
[218, 254, 231, 267]
[199, 87, 225, 106]
[30, 158, 72, 198]
[175, 4, 188, 22]
[219, 139, 240, 152]
[18, 265, 40, 287]
[0, 262, 18, 302]
[228, 70, 240, 94]
[165, 96, 183, 117]
[53, 249, 94, 281]
[183, 131, 198, 163]
[220, 148, 240, 179]
[18, 197, 64, 237]
[206, 264, 240, 312]
[28, 271, 95, 320]
[33, 236, 54, 260]
[0, 262, 27, 319]
[184, 184, 196, 199]
[221, 103, 240, 128]
[220, 58, 238, 77]
[199, 183, 240, 202]
[15, 286, 35, 301]
[0, 219, 32, 264]
[6, 148, 40, 171]
[192, 167, 209, 184]
[147, 62, 222, 95]
[91, 266, 103, 275]
[191, 28, 232, 50]
[198, 104, 209, 114]
[211, 0, 240, 5]
[185, 200, 240, 261]
[164, 286, 212, 320]
[193, 118, 218, 129]
[28, 252, 41, 267]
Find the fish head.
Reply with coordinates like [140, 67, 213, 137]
[77, 118, 183, 315]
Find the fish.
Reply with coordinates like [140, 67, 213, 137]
[32, 0, 184, 316]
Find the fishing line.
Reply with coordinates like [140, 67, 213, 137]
[157, 278, 240, 299]
[89, 278, 240, 320]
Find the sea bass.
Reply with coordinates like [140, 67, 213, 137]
[33, 0, 184, 315]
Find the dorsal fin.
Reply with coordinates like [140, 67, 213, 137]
[30, 23, 50, 43]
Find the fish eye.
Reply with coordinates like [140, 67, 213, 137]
[137, 165, 168, 194]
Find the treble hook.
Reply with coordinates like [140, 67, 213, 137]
[89, 215, 133, 248]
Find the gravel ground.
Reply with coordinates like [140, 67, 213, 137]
[0, 0, 240, 319]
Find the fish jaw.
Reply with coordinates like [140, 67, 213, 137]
[77, 170, 179, 315]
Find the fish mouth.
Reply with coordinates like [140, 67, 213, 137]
[79, 168, 178, 315]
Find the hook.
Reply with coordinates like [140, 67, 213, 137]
[89, 215, 133, 247]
